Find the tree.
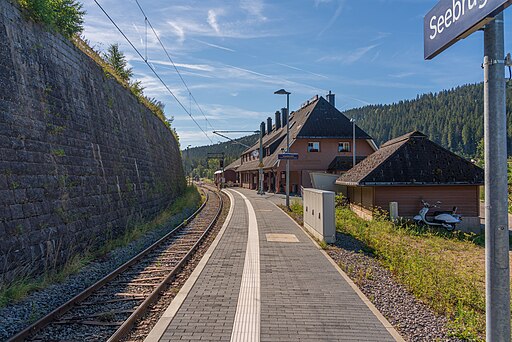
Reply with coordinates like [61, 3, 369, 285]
[19, 0, 85, 38]
[103, 44, 132, 83]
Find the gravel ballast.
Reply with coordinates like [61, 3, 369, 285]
[0, 207, 195, 341]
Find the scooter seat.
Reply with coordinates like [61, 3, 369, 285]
[433, 211, 452, 216]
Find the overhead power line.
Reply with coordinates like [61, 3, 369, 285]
[134, 0, 215, 133]
[93, 0, 213, 144]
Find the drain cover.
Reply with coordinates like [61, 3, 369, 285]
[265, 234, 299, 243]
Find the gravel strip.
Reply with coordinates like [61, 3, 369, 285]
[327, 232, 463, 342]
[0, 207, 195, 341]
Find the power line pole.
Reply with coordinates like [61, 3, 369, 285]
[483, 12, 510, 341]
[186, 144, 191, 186]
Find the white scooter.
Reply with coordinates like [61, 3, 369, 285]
[413, 200, 461, 231]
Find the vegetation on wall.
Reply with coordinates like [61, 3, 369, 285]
[18, 0, 85, 38]
[16, 0, 177, 139]
[0, 185, 201, 307]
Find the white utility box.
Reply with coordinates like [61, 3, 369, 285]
[303, 188, 336, 243]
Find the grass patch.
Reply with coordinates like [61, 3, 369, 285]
[97, 185, 201, 254]
[0, 185, 201, 307]
[278, 199, 304, 226]
[0, 253, 91, 307]
[335, 208, 492, 340]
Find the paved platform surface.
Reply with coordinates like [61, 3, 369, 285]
[151, 188, 400, 342]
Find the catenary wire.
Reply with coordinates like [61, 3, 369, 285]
[93, 0, 214, 143]
[134, 0, 216, 132]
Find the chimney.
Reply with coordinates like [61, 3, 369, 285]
[267, 117, 272, 135]
[275, 111, 281, 130]
[281, 107, 288, 127]
[326, 90, 335, 107]
[260, 121, 266, 137]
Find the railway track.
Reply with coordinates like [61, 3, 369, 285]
[8, 186, 222, 342]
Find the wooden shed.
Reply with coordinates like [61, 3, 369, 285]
[336, 131, 484, 231]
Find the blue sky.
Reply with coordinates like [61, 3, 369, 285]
[82, 0, 512, 147]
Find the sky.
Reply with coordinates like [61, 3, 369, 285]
[82, 0, 512, 147]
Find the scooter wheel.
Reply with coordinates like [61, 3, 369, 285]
[445, 223, 456, 231]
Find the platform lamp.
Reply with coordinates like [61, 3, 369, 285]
[274, 89, 291, 208]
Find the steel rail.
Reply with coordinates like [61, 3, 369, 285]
[108, 188, 222, 341]
[8, 186, 221, 342]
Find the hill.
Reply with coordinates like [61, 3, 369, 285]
[344, 83, 512, 158]
[183, 134, 258, 179]
[186, 83, 512, 179]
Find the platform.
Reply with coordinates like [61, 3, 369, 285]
[146, 188, 402, 342]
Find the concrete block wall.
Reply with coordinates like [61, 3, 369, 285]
[0, 1, 185, 283]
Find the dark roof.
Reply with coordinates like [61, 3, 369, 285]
[296, 97, 371, 139]
[237, 96, 373, 172]
[328, 156, 366, 172]
[225, 158, 241, 171]
[336, 131, 484, 186]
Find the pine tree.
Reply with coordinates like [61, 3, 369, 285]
[103, 44, 132, 83]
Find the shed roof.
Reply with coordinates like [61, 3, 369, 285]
[327, 156, 366, 172]
[336, 131, 484, 186]
[225, 158, 241, 171]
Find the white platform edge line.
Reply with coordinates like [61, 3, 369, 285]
[144, 190, 235, 342]
[230, 190, 261, 342]
[270, 201, 405, 342]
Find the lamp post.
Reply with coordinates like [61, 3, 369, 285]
[350, 118, 356, 168]
[274, 89, 291, 208]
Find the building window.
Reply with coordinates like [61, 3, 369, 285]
[308, 142, 320, 152]
[338, 142, 350, 152]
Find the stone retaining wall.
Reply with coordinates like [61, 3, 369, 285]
[0, 1, 185, 283]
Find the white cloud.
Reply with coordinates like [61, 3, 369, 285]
[319, 44, 380, 64]
[168, 21, 185, 43]
[240, 0, 267, 21]
[314, 0, 333, 7]
[317, 0, 345, 37]
[207, 9, 221, 34]
[193, 39, 235, 52]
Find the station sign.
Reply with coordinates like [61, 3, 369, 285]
[424, 0, 512, 59]
[278, 153, 299, 160]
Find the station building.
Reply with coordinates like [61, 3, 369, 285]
[236, 93, 378, 193]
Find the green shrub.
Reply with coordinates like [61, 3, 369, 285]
[18, 0, 85, 38]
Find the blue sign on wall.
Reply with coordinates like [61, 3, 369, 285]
[424, 0, 512, 60]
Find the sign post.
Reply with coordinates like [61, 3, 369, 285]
[425, 1, 511, 339]
[483, 12, 510, 341]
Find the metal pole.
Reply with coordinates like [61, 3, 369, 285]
[186, 145, 191, 186]
[259, 126, 264, 195]
[286, 94, 290, 208]
[483, 12, 510, 341]
[352, 119, 356, 167]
